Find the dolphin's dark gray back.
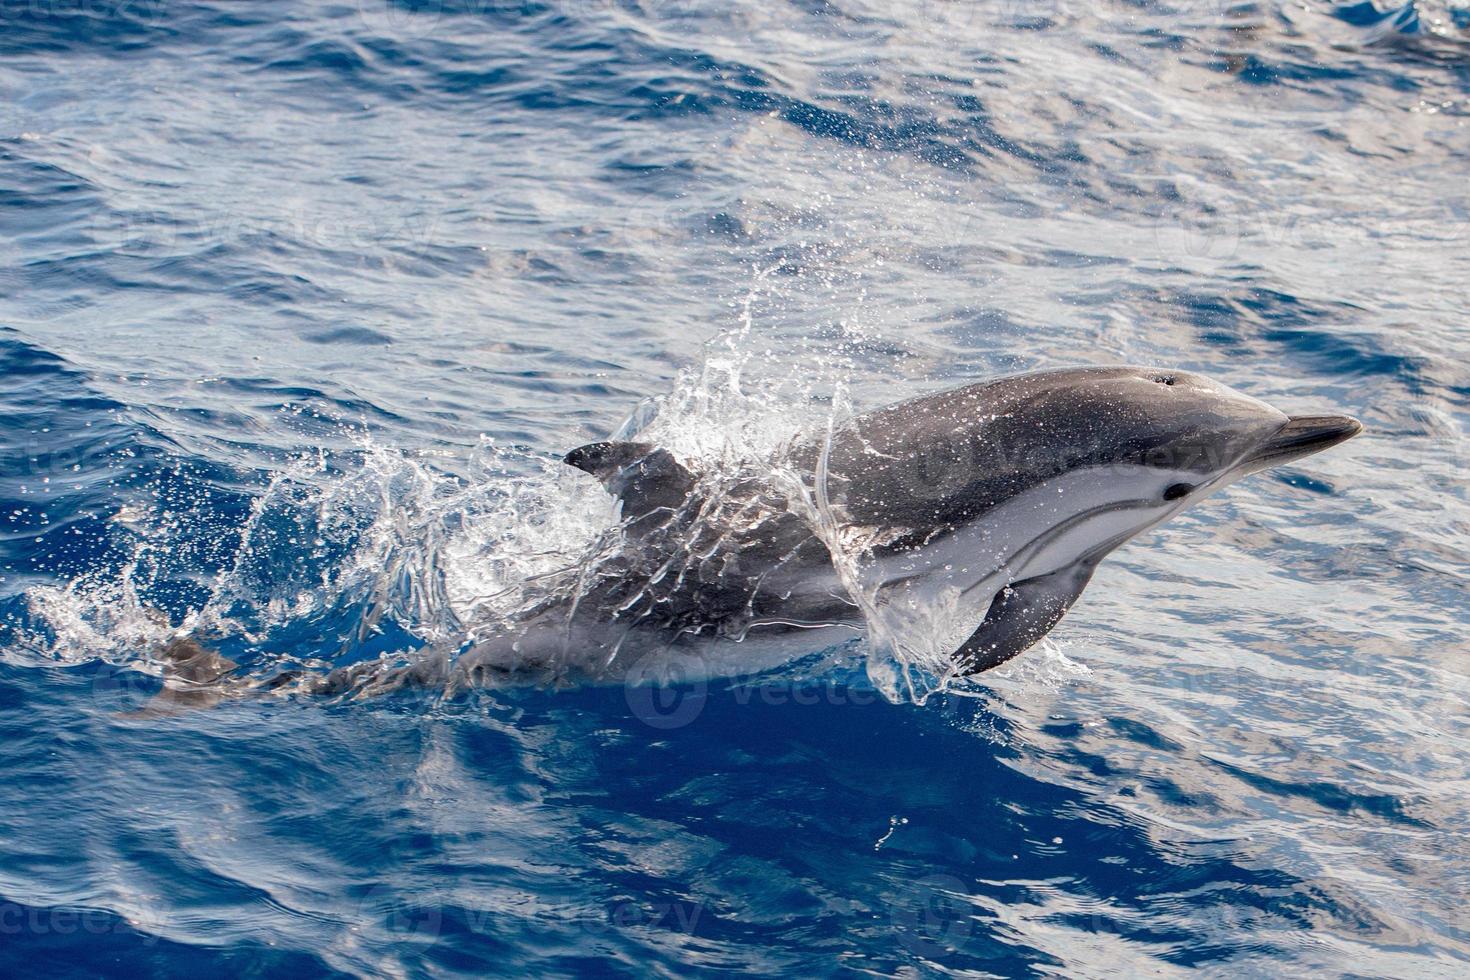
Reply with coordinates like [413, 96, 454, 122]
[803, 366, 1282, 534]
[564, 367, 1233, 565]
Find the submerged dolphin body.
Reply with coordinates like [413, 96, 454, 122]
[156, 366, 1362, 701]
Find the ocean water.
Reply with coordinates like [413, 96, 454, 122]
[1, 0, 1468, 975]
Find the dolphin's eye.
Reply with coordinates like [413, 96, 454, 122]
[1163, 482, 1194, 501]
[1154, 375, 1176, 386]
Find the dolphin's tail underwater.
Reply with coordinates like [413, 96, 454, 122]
[131, 621, 559, 715]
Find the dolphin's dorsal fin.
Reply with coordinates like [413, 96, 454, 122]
[563, 441, 696, 524]
[563, 441, 659, 483]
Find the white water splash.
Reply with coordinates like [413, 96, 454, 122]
[9, 269, 1007, 703]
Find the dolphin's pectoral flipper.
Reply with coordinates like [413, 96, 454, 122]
[564, 441, 697, 524]
[954, 560, 1097, 674]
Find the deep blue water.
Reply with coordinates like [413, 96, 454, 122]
[2, 0, 1468, 976]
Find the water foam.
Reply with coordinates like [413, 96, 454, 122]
[7, 269, 1005, 703]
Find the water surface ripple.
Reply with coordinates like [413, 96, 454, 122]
[1, 0, 1467, 975]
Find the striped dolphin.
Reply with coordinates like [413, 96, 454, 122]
[152, 365, 1362, 700]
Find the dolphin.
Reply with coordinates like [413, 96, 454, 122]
[392, 365, 1362, 692]
[149, 365, 1362, 701]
